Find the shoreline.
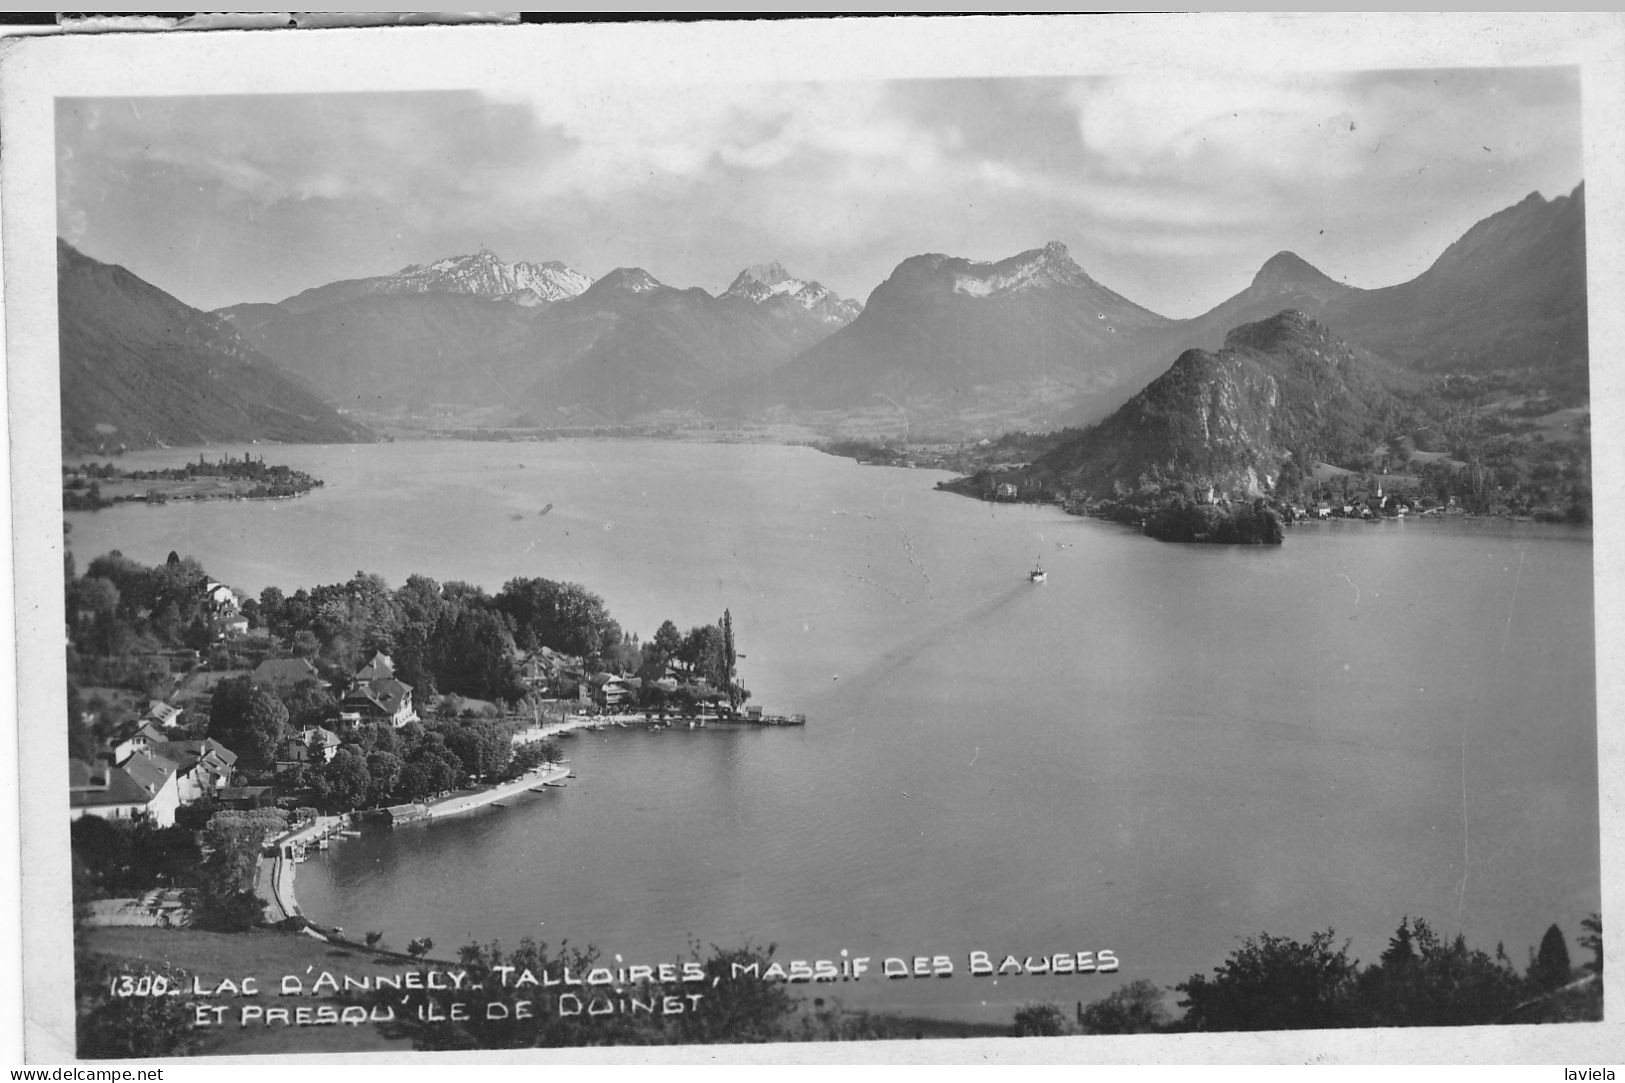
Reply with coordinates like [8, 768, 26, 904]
[423, 763, 571, 819]
[270, 763, 574, 933]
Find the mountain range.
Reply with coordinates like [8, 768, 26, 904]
[57, 240, 371, 455]
[59, 183, 1587, 450]
[216, 252, 866, 419]
[278, 248, 594, 313]
[760, 184, 1585, 435]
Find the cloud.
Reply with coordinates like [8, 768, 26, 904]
[483, 80, 953, 202]
[53, 69, 1582, 314]
[1068, 72, 1376, 183]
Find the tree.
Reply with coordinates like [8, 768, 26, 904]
[320, 748, 372, 810]
[433, 607, 522, 702]
[395, 574, 446, 627]
[1528, 923, 1573, 991]
[365, 751, 404, 806]
[259, 585, 289, 627]
[496, 577, 621, 665]
[444, 719, 510, 782]
[1176, 930, 1357, 1031]
[1578, 913, 1602, 976]
[188, 809, 287, 931]
[207, 677, 290, 773]
[281, 677, 336, 730]
[1079, 980, 1171, 1034]
[1011, 1002, 1067, 1037]
[720, 609, 739, 709]
[651, 620, 683, 667]
[508, 740, 558, 777]
[395, 761, 435, 803]
[1353, 917, 1523, 1027]
[680, 624, 727, 686]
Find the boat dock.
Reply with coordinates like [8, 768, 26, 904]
[257, 813, 350, 928]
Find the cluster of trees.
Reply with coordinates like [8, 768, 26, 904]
[1174, 916, 1600, 1030]
[63, 455, 324, 508]
[190, 809, 292, 931]
[67, 453, 321, 485]
[71, 817, 199, 903]
[640, 611, 746, 706]
[70, 805, 291, 934]
[66, 548, 214, 661]
[65, 545, 217, 756]
[252, 572, 629, 704]
[1010, 915, 1604, 1039]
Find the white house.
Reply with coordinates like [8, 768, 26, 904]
[69, 751, 181, 828]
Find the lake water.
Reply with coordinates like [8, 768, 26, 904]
[65, 440, 1600, 1023]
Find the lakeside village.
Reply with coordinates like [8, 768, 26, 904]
[835, 400, 1592, 546]
[65, 541, 799, 937]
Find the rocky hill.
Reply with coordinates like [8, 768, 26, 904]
[58, 240, 372, 455]
[1013, 311, 1398, 499]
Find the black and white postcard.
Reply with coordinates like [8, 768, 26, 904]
[3, 13, 1621, 1064]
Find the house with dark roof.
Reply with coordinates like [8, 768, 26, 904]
[109, 719, 168, 765]
[519, 647, 584, 696]
[143, 700, 183, 729]
[205, 581, 239, 613]
[212, 612, 250, 639]
[340, 677, 417, 728]
[252, 656, 324, 689]
[70, 750, 181, 827]
[148, 738, 237, 803]
[353, 651, 395, 682]
[275, 725, 342, 772]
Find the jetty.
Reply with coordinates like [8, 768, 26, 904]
[258, 813, 349, 928]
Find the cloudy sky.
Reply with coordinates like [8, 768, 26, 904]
[56, 66, 1582, 318]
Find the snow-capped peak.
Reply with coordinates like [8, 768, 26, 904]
[950, 241, 1088, 297]
[390, 249, 592, 302]
[724, 262, 809, 302]
[723, 262, 863, 325]
[588, 267, 665, 295]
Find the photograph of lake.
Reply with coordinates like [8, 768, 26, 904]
[7, 11, 1619, 1065]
